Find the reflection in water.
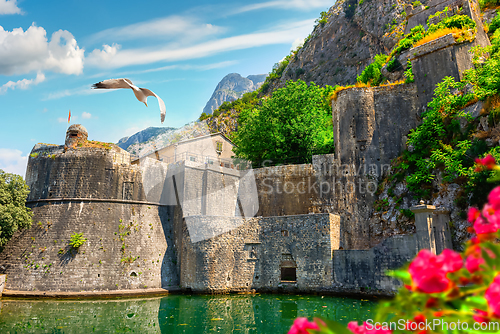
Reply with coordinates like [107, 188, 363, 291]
[0, 294, 375, 333]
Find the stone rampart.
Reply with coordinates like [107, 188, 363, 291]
[0, 201, 178, 292]
[180, 213, 340, 293]
[253, 164, 318, 217]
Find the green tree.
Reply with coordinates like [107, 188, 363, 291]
[233, 80, 334, 166]
[0, 170, 32, 251]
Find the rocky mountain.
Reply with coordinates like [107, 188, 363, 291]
[120, 121, 211, 158]
[269, 0, 412, 90]
[117, 127, 175, 151]
[202, 73, 266, 115]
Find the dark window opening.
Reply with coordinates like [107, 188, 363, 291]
[281, 230, 288, 237]
[281, 267, 296, 281]
[70, 133, 78, 137]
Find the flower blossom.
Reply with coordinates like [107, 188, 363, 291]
[475, 154, 496, 171]
[485, 275, 500, 318]
[348, 321, 392, 334]
[468, 207, 480, 223]
[408, 249, 462, 293]
[288, 317, 319, 334]
[473, 215, 500, 235]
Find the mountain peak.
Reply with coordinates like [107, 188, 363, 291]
[202, 73, 267, 115]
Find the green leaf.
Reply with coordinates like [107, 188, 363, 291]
[312, 318, 351, 334]
[386, 270, 411, 281]
[463, 295, 488, 309]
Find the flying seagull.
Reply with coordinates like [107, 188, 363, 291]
[92, 78, 166, 123]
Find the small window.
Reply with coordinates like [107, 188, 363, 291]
[224, 163, 230, 168]
[281, 267, 296, 281]
[281, 230, 289, 237]
[207, 159, 214, 165]
[216, 141, 223, 153]
[190, 156, 196, 162]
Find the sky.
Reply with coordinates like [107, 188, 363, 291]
[0, 0, 334, 177]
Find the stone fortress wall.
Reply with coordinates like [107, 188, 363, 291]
[180, 214, 340, 293]
[0, 0, 488, 295]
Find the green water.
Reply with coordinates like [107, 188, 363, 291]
[0, 294, 376, 333]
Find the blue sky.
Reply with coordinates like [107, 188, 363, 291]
[0, 0, 333, 177]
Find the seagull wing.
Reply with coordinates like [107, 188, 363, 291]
[92, 78, 136, 90]
[141, 88, 166, 123]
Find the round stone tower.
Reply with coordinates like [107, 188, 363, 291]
[0, 127, 179, 293]
[65, 124, 88, 149]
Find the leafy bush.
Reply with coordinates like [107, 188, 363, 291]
[489, 11, 500, 35]
[391, 34, 500, 201]
[233, 80, 334, 166]
[386, 58, 402, 72]
[357, 54, 388, 86]
[315, 11, 329, 27]
[69, 233, 87, 249]
[412, 0, 422, 6]
[0, 170, 32, 251]
[479, 0, 500, 9]
[344, 0, 358, 19]
[404, 60, 414, 83]
[199, 112, 210, 121]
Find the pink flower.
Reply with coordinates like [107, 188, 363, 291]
[473, 216, 500, 235]
[348, 321, 392, 334]
[489, 186, 500, 210]
[408, 249, 462, 293]
[466, 254, 485, 273]
[288, 317, 319, 334]
[466, 246, 495, 273]
[485, 275, 500, 318]
[473, 309, 490, 324]
[468, 207, 480, 223]
[475, 155, 496, 171]
[482, 204, 500, 227]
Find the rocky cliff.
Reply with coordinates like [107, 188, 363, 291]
[202, 73, 266, 115]
[122, 121, 210, 158]
[270, 0, 414, 89]
[117, 127, 175, 151]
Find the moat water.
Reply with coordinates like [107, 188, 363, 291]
[0, 294, 376, 333]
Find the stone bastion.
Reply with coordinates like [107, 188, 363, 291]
[0, 126, 179, 292]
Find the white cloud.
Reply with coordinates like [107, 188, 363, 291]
[0, 72, 45, 94]
[0, 24, 84, 76]
[122, 60, 239, 75]
[86, 19, 315, 69]
[291, 37, 304, 51]
[43, 84, 110, 101]
[87, 43, 120, 64]
[0, 148, 27, 177]
[0, 0, 22, 15]
[234, 0, 332, 14]
[88, 15, 225, 44]
[82, 112, 92, 119]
